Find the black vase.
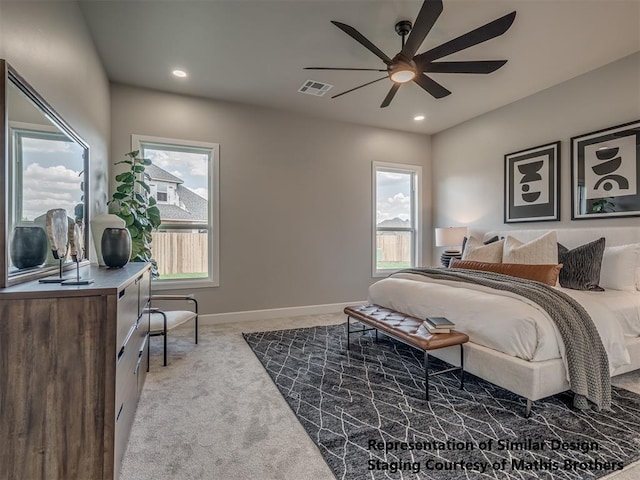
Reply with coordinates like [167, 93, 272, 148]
[101, 228, 132, 268]
[10, 226, 48, 269]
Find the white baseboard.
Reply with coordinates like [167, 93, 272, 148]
[198, 300, 368, 325]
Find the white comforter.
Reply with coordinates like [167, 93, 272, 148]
[368, 273, 634, 374]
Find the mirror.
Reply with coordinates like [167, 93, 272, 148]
[1, 60, 89, 287]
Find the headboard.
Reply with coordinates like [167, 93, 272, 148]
[483, 227, 640, 249]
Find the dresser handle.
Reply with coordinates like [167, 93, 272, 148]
[117, 345, 125, 363]
[116, 403, 124, 422]
[118, 289, 125, 299]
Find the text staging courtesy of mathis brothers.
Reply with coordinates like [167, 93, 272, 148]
[366, 438, 625, 475]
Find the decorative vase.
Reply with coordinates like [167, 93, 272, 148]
[10, 226, 48, 269]
[101, 228, 132, 268]
[91, 214, 126, 266]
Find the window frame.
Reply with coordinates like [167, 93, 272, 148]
[372, 161, 422, 278]
[131, 134, 220, 290]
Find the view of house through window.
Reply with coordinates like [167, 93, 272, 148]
[136, 137, 218, 283]
[374, 163, 420, 274]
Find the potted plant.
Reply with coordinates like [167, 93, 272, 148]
[109, 150, 162, 276]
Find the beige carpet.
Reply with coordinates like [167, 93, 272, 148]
[120, 313, 640, 480]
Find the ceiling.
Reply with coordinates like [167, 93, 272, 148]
[79, 0, 640, 134]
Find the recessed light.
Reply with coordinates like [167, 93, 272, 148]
[172, 69, 187, 78]
[414, 115, 425, 121]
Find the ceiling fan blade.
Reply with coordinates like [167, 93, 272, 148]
[423, 60, 507, 74]
[415, 11, 516, 64]
[304, 67, 388, 72]
[331, 76, 388, 99]
[380, 84, 400, 108]
[401, 0, 443, 59]
[331, 21, 392, 64]
[413, 74, 451, 98]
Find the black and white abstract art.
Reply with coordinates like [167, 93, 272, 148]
[504, 141, 560, 223]
[572, 120, 640, 219]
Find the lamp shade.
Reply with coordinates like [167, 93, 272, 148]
[434, 227, 467, 248]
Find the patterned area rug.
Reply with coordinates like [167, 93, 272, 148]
[243, 323, 640, 480]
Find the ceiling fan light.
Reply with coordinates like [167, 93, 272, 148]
[390, 67, 415, 83]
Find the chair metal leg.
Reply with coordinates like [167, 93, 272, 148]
[346, 316, 350, 350]
[162, 311, 168, 367]
[191, 297, 199, 345]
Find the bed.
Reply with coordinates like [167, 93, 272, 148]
[368, 227, 640, 413]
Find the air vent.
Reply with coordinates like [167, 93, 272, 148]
[298, 80, 333, 96]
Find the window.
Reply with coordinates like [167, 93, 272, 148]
[372, 162, 422, 276]
[132, 134, 220, 288]
[155, 183, 168, 203]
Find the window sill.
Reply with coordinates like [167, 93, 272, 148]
[372, 269, 405, 278]
[152, 278, 219, 291]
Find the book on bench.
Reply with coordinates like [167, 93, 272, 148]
[423, 317, 454, 334]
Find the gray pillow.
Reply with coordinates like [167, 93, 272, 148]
[460, 235, 499, 256]
[557, 238, 606, 291]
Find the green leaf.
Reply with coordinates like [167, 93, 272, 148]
[117, 184, 133, 193]
[128, 225, 140, 238]
[114, 160, 133, 165]
[133, 165, 145, 173]
[136, 180, 151, 193]
[126, 150, 140, 159]
[115, 172, 134, 183]
[148, 196, 157, 206]
[112, 192, 127, 200]
[141, 158, 153, 166]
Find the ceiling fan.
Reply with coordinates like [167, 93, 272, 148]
[305, 0, 516, 108]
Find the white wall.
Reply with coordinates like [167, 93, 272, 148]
[0, 0, 111, 229]
[432, 52, 640, 258]
[111, 84, 431, 314]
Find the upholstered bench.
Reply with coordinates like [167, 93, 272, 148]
[344, 304, 469, 401]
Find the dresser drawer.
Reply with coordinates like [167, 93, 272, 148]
[116, 282, 139, 352]
[136, 270, 151, 317]
[115, 325, 138, 414]
[135, 333, 149, 396]
[114, 324, 144, 477]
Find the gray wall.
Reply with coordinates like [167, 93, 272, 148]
[111, 84, 431, 314]
[432, 52, 640, 259]
[0, 0, 111, 232]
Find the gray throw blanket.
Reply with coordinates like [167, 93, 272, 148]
[397, 267, 611, 411]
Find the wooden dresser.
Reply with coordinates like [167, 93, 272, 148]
[0, 263, 151, 480]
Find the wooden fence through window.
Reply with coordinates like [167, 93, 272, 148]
[376, 233, 411, 262]
[151, 231, 208, 275]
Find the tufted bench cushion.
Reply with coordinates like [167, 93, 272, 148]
[343, 304, 469, 350]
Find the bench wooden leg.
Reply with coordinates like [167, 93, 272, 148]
[424, 351, 430, 401]
[525, 399, 532, 418]
[346, 316, 350, 350]
[460, 343, 465, 390]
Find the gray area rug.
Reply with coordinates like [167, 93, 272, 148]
[244, 323, 640, 480]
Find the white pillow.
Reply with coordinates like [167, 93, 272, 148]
[502, 231, 558, 264]
[461, 236, 504, 263]
[599, 243, 640, 291]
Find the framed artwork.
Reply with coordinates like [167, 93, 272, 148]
[572, 120, 640, 219]
[504, 141, 560, 223]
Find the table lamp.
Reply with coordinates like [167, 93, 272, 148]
[435, 226, 467, 267]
